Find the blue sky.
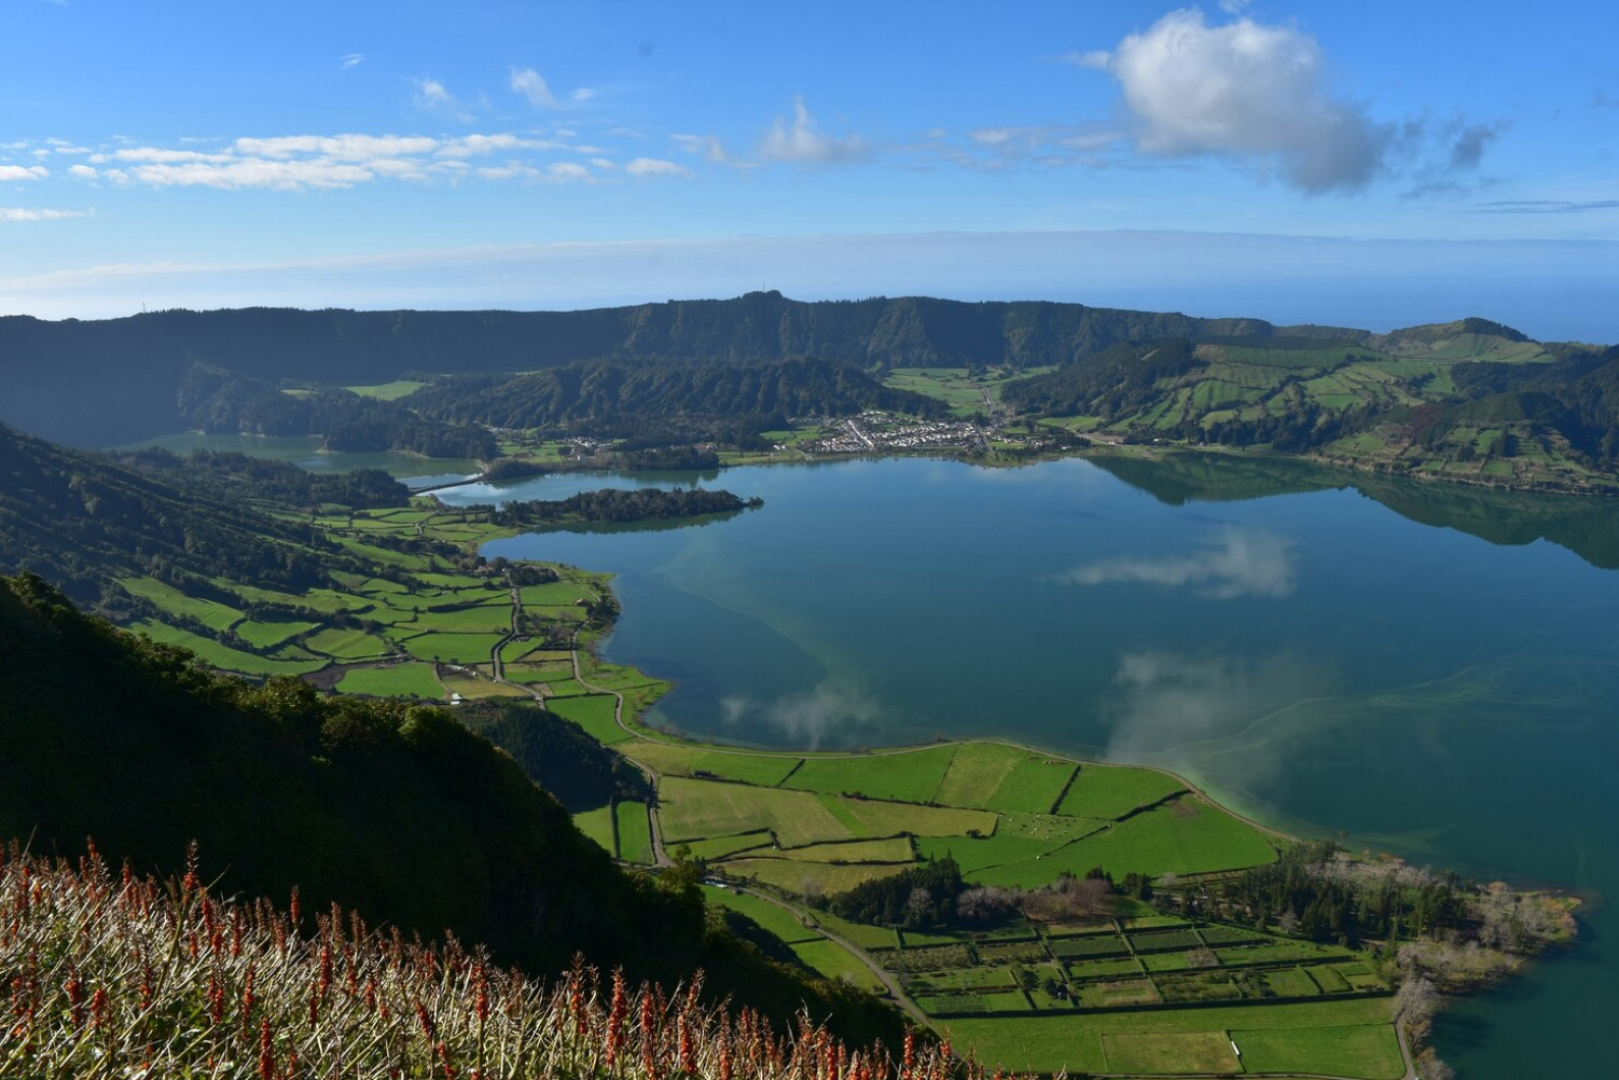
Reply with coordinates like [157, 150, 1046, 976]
[2, 1, 1617, 338]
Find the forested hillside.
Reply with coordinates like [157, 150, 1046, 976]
[0, 573, 907, 1048]
[0, 294, 1300, 445]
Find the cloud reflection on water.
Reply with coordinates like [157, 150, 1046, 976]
[720, 682, 878, 749]
[1057, 526, 1297, 599]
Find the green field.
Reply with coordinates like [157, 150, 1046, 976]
[945, 998, 1399, 1077]
[545, 694, 628, 744]
[981, 756, 1077, 814]
[121, 577, 244, 633]
[131, 620, 325, 677]
[343, 380, 427, 400]
[770, 838, 915, 864]
[684, 833, 774, 860]
[336, 663, 444, 699]
[702, 887, 821, 944]
[573, 806, 615, 855]
[724, 857, 907, 895]
[614, 801, 654, 864]
[790, 940, 885, 991]
[411, 604, 514, 634]
[660, 778, 858, 847]
[305, 627, 393, 661]
[399, 632, 507, 664]
[781, 746, 958, 803]
[234, 619, 318, 649]
[932, 742, 1027, 806]
[623, 742, 803, 786]
[1056, 765, 1187, 820]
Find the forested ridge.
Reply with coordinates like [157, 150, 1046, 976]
[0, 573, 909, 1048]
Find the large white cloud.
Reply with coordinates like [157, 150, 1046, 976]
[1086, 8, 1388, 193]
[760, 97, 867, 164]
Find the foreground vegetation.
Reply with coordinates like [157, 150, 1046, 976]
[0, 846, 952, 1080]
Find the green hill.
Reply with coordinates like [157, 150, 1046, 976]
[0, 572, 907, 1048]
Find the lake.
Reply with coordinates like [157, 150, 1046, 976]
[438, 452, 1619, 1078]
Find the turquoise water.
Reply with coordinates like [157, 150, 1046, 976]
[439, 453, 1619, 1077]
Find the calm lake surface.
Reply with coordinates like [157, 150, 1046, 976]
[438, 453, 1619, 1078]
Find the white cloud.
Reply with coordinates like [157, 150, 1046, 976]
[68, 164, 97, 178]
[112, 160, 380, 191]
[548, 162, 590, 180]
[1084, 8, 1388, 193]
[0, 207, 93, 222]
[671, 133, 730, 163]
[625, 157, 692, 179]
[590, 157, 616, 170]
[341, 53, 364, 70]
[760, 96, 867, 163]
[1056, 527, 1298, 599]
[510, 67, 558, 109]
[236, 134, 439, 161]
[108, 147, 235, 164]
[0, 165, 48, 181]
[571, 88, 596, 102]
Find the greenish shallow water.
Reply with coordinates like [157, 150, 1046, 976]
[440, 453, 1619, 1078]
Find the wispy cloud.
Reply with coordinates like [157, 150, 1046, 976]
[720, 683, 878, 749]
[1056, 527, 1298, 600]
[1474, 198, 1619, 214]
[341, 53, 364, 70]
[760, 96, 867, 164]
[0, 165, 49, 181]
[411, 78, 483, 122]
[510, 67, 558, 110]
[0, 206, 93, 222]
[625, 157, 692, 179]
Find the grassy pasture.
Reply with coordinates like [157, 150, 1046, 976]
[121, 577, 243, 633]
[932, 742, 1026, 806]
[438, 674, 529, 699]
[520, 581, 598, 607]
[840, 798, 996, 839]
[399, 632, 507, 665]
[1230, 1025, 1405, 1079]
[982, 757, 1077, 814]
[790, 941, 884, 992]
[305, 627, 392, 661]
[946, 998, 1396, 1076]
[770, 838, 914, 864]
[701, 887, 820, 944]
[343, 380, 426, 400]
[502, 662, 577, 684]
[1056, 765, 1186, 820]
[1103, 1031, 1237, 1074]
[915, 814, 1105, 877]
[411, 605, 513, 634]
[658, 778, 856, 848]
[614, 801, 655, 864]
[572, 806, 615, 855]
[544, 695, 627, 745]
[130, 620, 325, 677]
[622, 742, 803, 786]
[683, 833, 774, 861]
[811, 911, 900, 951]
[723, 858, 907, 895]
[234, 619, 318, 649]
[781, 746, 958, 804]
[336, 663, 444, 699]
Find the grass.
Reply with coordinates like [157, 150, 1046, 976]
[614, 801, 654, 864]
[520, 581, 599, 607]
[411, 604, 514, 634]
[233, 619, 318, 649]
[789, 941, 884, 992]
[658, 778, 858, 848]
[1056, 764, 1187, 820]
[838, 798, 996, 839]
[1068, 957, 1143, 979]
[769, 838, 914, 864]
[573, 806, 615, 855]
[399, 632, 508, 665]
[722, 858, 907, 895]
[335, 663, 444, 699]
[130, 620, 325, 677]
[305, 626, 393, 660]
[976, 797, 1276, 886]
[622, 742, 803, 786]
[343, 380, 427, 400]
[545, 695, 629, 744]
[932, 742, 1027, 806]
[120, 577, 244, 633]
[780, 746, 958, 804]
[682, 832, 774, 860]
[1231, 1026, 1405, 1079]
[981, 757, 1076, 815]
[1265, 967, 1323, 997]
[811, 910, 901, 951]
[1102, 1031, 1238, 1074]
[438, 673, 530, 699]
[701, 887, 820, 945]
[944, 998, 1396, 1077]
[914, 813, 1105, 878]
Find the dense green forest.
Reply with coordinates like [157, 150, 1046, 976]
[0, 573, 908, 1048]
[410, 358, 945, 430]
[0, 294, 1322, 445]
